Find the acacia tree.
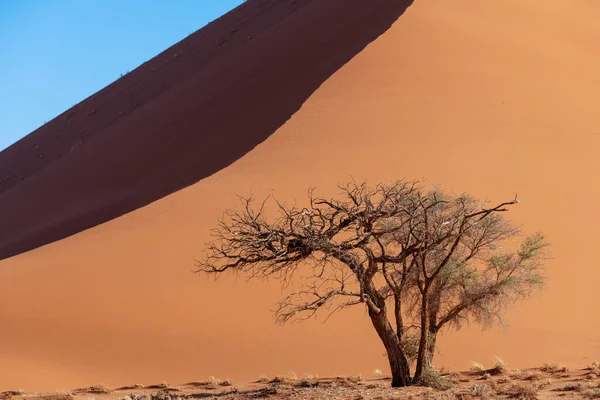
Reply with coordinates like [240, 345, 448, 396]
[195, 180, 548, 387]
[390, 193, 549, 381]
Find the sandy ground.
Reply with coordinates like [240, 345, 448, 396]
[2, 366, 600, 400]
[1, 0, 600, 392]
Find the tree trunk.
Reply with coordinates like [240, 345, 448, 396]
[413, 294, 429, 381]
[369, 310, 412, 387]
[425, 328, 438, 369]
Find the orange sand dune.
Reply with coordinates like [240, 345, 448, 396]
[1, 0, 600, 392]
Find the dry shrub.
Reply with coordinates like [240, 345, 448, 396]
[470, 362, 485, 373]
[591, 361, 600, 375]
[561, 382, 586, 392]
[203, 376, 221, 390]
[421, 368, 454, 391]
[501, 382, 538, 400]
[490, 357, 507, 375]
[271, 376, 289, 384]
[258, 375, 270, 383]
[220, 379, 233, 387]
[540, 363, 568, 373]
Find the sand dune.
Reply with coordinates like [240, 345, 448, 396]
[1, 0, 600, 392]
[0, 0, 413, 260]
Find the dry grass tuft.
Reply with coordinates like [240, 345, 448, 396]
[470, 362, 485, 373]
[540, 362, 568, 373]
[271, 376, 289, 384]
[560, 382, 586, 392]
[203, 376, 221, 390]
[501, 382, 539, 400]
[421, 368, 454, 391]
[258, 375, 270, 383]
[591, 361, 600, 375]
[490, 357, 508, 375]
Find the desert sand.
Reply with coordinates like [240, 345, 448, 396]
[1, 0, 599, 392]
[2, 366, 600, 400]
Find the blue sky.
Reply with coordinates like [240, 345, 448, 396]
[0, 0, 244, 151]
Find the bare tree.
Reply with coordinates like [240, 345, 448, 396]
[195, 180, 548, 387]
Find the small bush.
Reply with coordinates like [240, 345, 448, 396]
[561, 382, 586, 392]
[503, 382, 538, 400]
[540, 363, 568, 373]
[470, 362, 485, 372]
[203, 376, 221, 390]
[258, 375, 269, 383]
[271, 376, 289, 384]
[591, 361, 600, 375]
[491, 357, 507, 375]
[421, 368, 454, 391]
[220, 379, 233, 387]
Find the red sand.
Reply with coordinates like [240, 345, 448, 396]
[1, 0, 600, 392]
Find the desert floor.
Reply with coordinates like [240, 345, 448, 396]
[2, 364, 600, 400]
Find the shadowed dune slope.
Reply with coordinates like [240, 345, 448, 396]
[0, 0, 413, 260]
[1, 0, 600, 392]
